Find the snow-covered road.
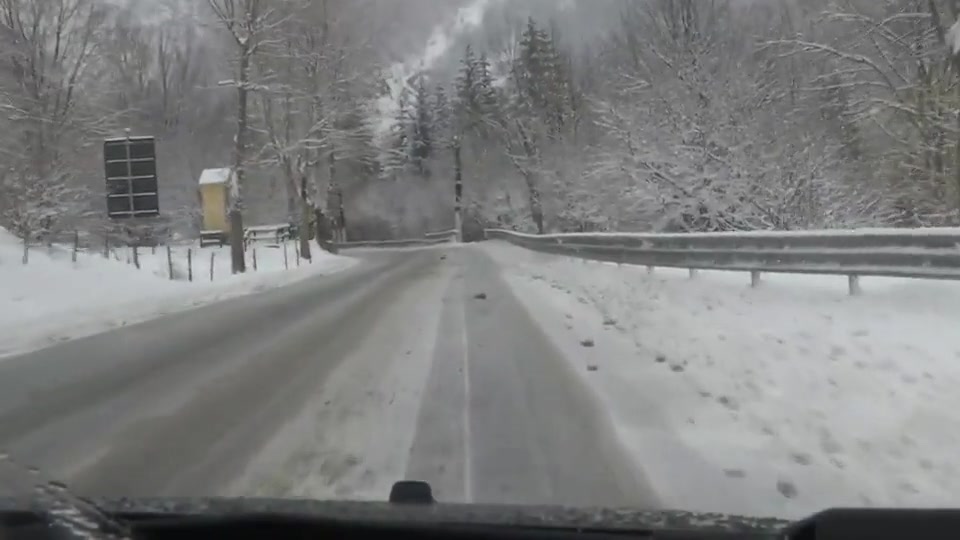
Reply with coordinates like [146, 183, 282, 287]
[0, 247, 651, 509]
[2, 241, 959, 519]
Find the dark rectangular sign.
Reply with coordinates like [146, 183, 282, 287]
[104, 136, 159, 218]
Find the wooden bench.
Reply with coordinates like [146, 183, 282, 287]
[199, 230, 227, 247]
[244, 224, 293, 246]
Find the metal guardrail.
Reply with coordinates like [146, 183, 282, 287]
[485, 228, 960, 293]
[337, 229, 459, 249]
[424, 229, 460, 241]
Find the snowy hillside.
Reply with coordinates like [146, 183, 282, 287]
[0, 228, 355, 359]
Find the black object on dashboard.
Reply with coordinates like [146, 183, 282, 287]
[389, 480, 436, 504]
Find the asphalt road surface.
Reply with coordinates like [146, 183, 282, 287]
[0, 246, 658, 508]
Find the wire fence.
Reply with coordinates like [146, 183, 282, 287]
[16, 230, 315, 283]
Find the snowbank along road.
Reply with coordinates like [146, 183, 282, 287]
[2, 242, 959, 519]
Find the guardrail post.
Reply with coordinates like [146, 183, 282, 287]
[750, 271, 762, 288]
[689, 268, 698, 279]
[283, 242, 289, 270]
[72, 231, 79, 263]
[848, 274, 862, 296]
[647, 265, 655, 274]
[210, 252, 216, 281]
[187, 248, 193, 282]
[132, 245, 140, 270]
[252, 248, 258, 271]
[166, 245, 174, 280]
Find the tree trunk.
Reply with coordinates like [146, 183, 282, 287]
[525, 172, 545, 234]
[229, 37, 251, 274]
[299, 174, 312, 260]
[955, 85, 960, 222]
[337, 187, 347, 243]
[284, 167, 298, 224]
[514, 122, 545, 234]
[454, 137, 464, 242]
[314, 207, 336, 253]
[328, 148, 347, 242]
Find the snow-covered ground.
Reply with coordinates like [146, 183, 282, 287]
[481, 241, 960, 519]
[0, 228, 356, 359]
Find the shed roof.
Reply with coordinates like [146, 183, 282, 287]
[198, 167, 233, 186]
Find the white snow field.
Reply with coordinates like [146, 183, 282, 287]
[481, 241, 960, 519]
[0, 227, 356, 359]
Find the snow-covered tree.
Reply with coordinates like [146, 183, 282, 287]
[0, 0, 111, 241]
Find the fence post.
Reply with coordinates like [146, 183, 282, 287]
[283, 242, 289, 270]
[103, 233, 110, 259]
[848, 274, 862, 296]
[167, 245, 174, 280]
[151, 245, 156, 255]
[21, 237, 28, 265]
[72, 231, 79, 263]
[295, 242, 300, 267]
[689, 268, 698, 279]
[646, 265, 655, 274]
[133, 245, 140, 269]
[210, 252, 216, 282]
[750, 270, 762, 288]
[252, 248, 258, 271]
[187, 249, 193, 282]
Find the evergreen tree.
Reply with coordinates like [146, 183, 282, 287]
[477, 53, 500, 125]
[383, 86, 413, 179]
[456, 45, 480, 129]
[432, 84, 452, 148]
[411, 74, 433, 177]
[514, 18, 573, 135]
[454, 46, 503, 136]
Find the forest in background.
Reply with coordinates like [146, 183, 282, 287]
[3, 0, 960, 246]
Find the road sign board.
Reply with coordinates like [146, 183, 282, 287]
[104, 136, 159, 218]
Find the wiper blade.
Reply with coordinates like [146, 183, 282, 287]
[787, 508, 960, 540]
[0, 451, 129, 540]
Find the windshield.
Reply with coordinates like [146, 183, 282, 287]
[1, 0, 959, 525]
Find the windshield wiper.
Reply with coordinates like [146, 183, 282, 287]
[0, 451, 129, 540]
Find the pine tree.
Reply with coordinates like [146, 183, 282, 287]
[477, 53, 500, 124]
[432, 84, 451, 147]
[514, 18, 573, 135]
[410, 74, 433, 178]
[456, 45, 480, 130]
[383, 86, 413, 179]
[517, 18, 551, 115]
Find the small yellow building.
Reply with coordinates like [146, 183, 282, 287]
[199, 168, 236, 247]
[198, 167, 235, 238]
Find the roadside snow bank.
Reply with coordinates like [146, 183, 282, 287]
[482, 241, 960, 519]
[0, 228, 356, 358]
